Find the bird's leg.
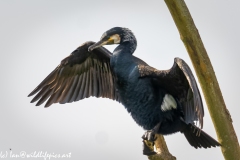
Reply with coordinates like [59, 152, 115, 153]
[142, 122, 161, 155]
[142, 122, 161, 142]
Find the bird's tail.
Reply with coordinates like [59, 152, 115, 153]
[182, 123, 220, 148]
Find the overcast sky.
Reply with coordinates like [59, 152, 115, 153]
[1, 1, 240, 160]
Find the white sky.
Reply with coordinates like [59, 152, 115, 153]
[1, 1, 240, 160]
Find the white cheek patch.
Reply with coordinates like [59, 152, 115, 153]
[111, 34, 121, 44]
[161, 94, 177, 111]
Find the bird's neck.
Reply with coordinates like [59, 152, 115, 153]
[111, 41, 137, 83]
[114, 41, 137, 55]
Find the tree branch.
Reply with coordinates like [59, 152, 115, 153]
[145, 134, 176, 160]
[164, 0, 240, 159]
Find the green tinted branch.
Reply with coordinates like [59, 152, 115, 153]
[164, 0, 240, 159]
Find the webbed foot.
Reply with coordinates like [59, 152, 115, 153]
[142, 139, 156, 155]
[141, 122, 161, 156]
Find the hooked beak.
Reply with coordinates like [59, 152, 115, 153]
[88, 40, 108, 52]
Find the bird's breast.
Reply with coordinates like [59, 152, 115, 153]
[111, 63, 160, 129]
[110, 52, 163, 129]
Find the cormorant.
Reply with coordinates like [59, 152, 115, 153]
[28, 27, 220, 155]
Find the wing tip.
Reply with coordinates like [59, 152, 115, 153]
[44, 104, 51, 108]
[28, 90, 36, 97]
[30, 97, 39, 103]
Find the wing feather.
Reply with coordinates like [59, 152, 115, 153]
[92, 66, 98, 97]
[28, 41, 119, 107]
[36, 89, 54, 106]
[76, 74, 85, 101]
[67, 75, 80, 103]
[83, 69, 89, 99]
[174, 58, 203, 128]
[30, 85, 50, 103]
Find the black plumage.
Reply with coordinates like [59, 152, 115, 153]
[29, 42, 119, 106]
[28, 27, 220, 151]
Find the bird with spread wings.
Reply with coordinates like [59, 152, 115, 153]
[28, 27, 220, 155]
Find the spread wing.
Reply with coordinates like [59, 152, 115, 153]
[28, 41, 119, 107]
[138, 57, 204, 128]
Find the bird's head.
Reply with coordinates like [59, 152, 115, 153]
[88, 27, 136, 52]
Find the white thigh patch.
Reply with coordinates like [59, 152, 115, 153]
[161, 94, 177, 111]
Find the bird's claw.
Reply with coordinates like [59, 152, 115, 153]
[142, 130, 157, 142]
[141, 125, 161, 156]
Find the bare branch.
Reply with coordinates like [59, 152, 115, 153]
[164, 0, 240, 159]
[146, 135, 176, 160]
